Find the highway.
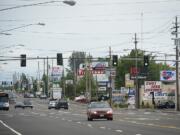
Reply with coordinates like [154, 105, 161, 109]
[0, 97, 180, 135]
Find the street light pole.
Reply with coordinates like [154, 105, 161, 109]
[0, 0, 76, 12]
[0, 23, 45, 35]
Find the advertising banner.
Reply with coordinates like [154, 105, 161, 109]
[144, 81, 161, 92]
[160, 70, 176, 82]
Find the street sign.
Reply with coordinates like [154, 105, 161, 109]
[130, 75, 146, 80]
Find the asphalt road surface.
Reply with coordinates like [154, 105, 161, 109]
[0, 97, 180, 135]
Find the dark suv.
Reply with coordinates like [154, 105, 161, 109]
[55, 99, 68, 110]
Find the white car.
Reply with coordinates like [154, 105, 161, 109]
[48, 99, 56, 109]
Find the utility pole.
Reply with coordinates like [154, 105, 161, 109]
[37, 56, 40, 92]
[88, 53, 92, 100]
[85, 55, 88, 99]
[63, 65, 65, 97]
[43, 58, 46, 95]
[172, 16, 180, 111]
[109, 46, 112, 107]
[134, 33, 139, 109]
[73, 57, 76, 97]
[47, 56, 49, 96]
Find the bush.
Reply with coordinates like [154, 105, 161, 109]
[119, 103, 128, 108]
[113, 103, 119, 108]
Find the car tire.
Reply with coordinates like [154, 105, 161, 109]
[108, 118, 113, 121]
[88, 117, 93, 121]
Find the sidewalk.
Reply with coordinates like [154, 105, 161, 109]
[113, 105, 180, 114]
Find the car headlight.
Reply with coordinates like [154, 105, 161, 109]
[93, 111, 97, 114]
[107, 110, 113, 114]
[3, 103, 9, 107]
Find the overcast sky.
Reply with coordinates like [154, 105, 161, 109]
[0, 0, 180, 81]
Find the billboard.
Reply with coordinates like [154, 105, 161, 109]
[160, 70, 176, 82]
[144, 81, 161, 92]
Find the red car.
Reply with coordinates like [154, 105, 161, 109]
[87, 101, 113, 121]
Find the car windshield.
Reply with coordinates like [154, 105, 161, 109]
[0, 97, 8, 102]
[90, 102, 110, 108]
[23, 100, 32, 105]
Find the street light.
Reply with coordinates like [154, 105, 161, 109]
[0, 0, 76, 12]
[0, 23, 45, 35]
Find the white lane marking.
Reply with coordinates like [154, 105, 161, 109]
[19, 113, 24, 116]
[68, 120, 72, 122]
[40, 114, 47, 117]
[76, 122, 81, 124]
[138, 118, 149, 120]
[114, 112, 123, 115]
[0, 114, 13, 117]
[0, 120, 22, 135]
[87, 124, 92, 128]
[131, 121, 137, 124]
[144, 112, 151, 115]
[147, 123, 154, 126]
[128, 112, 136, 115]
[63, 111, 70, 114]
[136, 134, 142, 135]
[100, 126, 106, 129]
[115, 130, 123, 133]
[31, 112, 39, 115]
[72, 113, 81, 116]
[161, 113, 168, 116]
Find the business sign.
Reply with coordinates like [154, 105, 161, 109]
[92, 62, 108, 69]
[144, 81, 161, 92]
[79, 62, 108, 70]
[78, 69, 105, 76]
[112, 90, 126, 103]
[51, 66, 63, 81]
[95, 74, 109, 82]
[160, 70, 176, 82]
[128, 88, 135, 96]
[125, 80, 134, 88]
[98, 87, 106, 91]
[105, 68, 116, 77]
[51, 66, 63, 76]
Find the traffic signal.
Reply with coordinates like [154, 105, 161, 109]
[144, 55, 149, 67]
[57, 53, 63, 65]
[20, 54, 26, 67]
[112, 55, 118, 66]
